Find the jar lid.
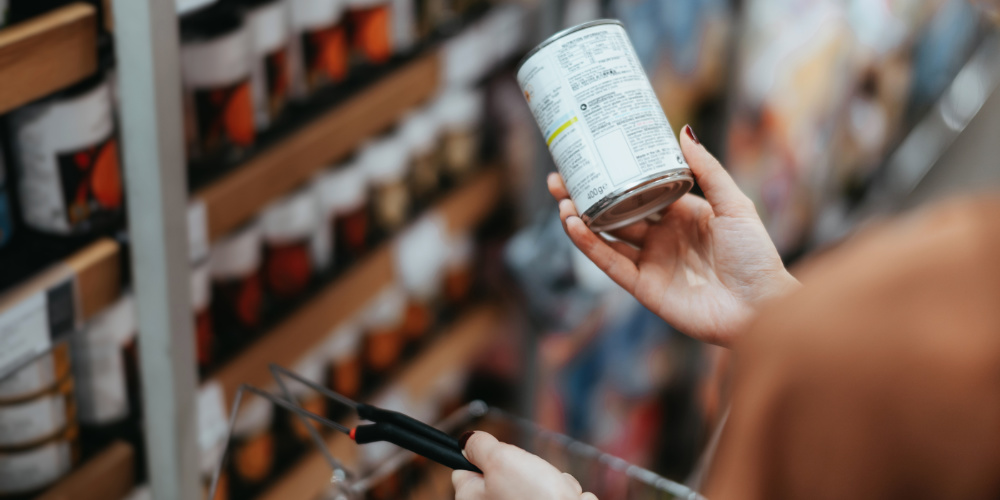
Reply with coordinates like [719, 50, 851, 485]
[290, 354, 327, 397]
[87, 292, 137, 346]
[324, 322, 362, 361]
[181, 3, 244, 41]
[364, 285, 407, 330]
[312, 162, 367, 216]
[191, 261, 212, 310]
[394, 215, 446, 300]
[358, 137, 409, 185]
[232, 395, 274, 437]
[243, 0, 290, 54]
[290, 0, 345, 30]
[210, 221, 262, 280]
[446, 232, 474, 267]
[397, 110, 439, 155]
[260, 190, 319, 244]
[433, 88, 484, 129]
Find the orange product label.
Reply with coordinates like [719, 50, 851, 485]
[291, 396, 327, 440]
[265, 48, 290, 117]
[264, 242, 313, 298]
[336, 208, 369, 258]
[235, 432, 275, 483]
[403, 301, 432, 340]
[366, 329, 403, 372]
[330, 357, 361, 400]
[350, 6, 392, 64]
[193, 79, 256, 154]
[56, 135, 122, 226]
[216, 274, 264, 329]
[304, 24, 349, 89]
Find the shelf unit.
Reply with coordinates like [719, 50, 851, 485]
[195, 51, 442, 242]
[0, 3, 98, 114]
[257, 303, 502, 500]
[35, 441, 135, 500]
[209, 166, 502, 405]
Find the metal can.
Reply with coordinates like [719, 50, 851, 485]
[0, 343, 71, 404]
[0, 376, 76, 448]
[517, 20, 693, 232]
[0, 424, 79, 498]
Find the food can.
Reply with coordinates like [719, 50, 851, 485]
[517, 20, 693, 232]
[209, 221, 265, 330]
[0, 424, 79, 497]
[73, 293, 136, 427]
[0, 343, 71, 404]
[0, 377, 76, 448]
[239, 0, 293, 130]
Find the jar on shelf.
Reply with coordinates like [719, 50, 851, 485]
[192, 261, 215, 371]
[0, 141, 13, 248]
[433, 88, 484, 184]
[0, 375, 76, 449]
[281, 355, 328, 444]
[237, 0, 293, 130]
[362, 285, 407, 376]
[228, 397, 275, 492]
[347, 0, 393, 65]
[359, 137, 410, 235]
[323, 322, 362, 405]
[396, 109, 442, 206]
[180, 3, 256, 163]
[288, 0, 349, 97]
[260, 190, 320, 301]
[313, 161, 369, 264]
[443, 232, 474, 306]
[7, 72, 122, 235]
[395, 217, 447, 343]
[390, 0, 416, 55]
[0, 424, 79, 498]
[209, 222, 265, 331]
[72, 293, 136, 442]
[0, 344, 70, 405]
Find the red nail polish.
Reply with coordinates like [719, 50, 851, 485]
[684, 125, 700, 145]
[459, 431, 475, 449]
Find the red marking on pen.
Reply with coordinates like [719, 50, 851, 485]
[349, 428, 357, 441]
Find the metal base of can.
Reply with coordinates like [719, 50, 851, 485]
[583, 169, 694, 233]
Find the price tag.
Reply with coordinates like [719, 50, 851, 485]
[197, 381, 229, 452]
[188, 199, 209, 264]
[0, 278, 76, 379]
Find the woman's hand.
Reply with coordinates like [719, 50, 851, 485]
[452, 431, 597, 500]
[549, 125, 799, 346]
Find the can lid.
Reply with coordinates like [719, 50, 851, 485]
[396, 110, 439, 155]
[191, 261, 212, 310]
[433, 88, 483, 129]
[394, 215, 446, 300]
[516, 19, 624, 74]
[210, 221, 262, 280]
[324, 322, 362, 361]
[290, 354, 327, 397]
[358, 137, 408, 185]
[244, 0, 290, 54]
[364, 285, 407, 330]
[289, 0, 345, 30]
[261, 190, 319, 244]
[232, 395, 274, 437]
[87, 292, 137, 345]
[312, 162, 367, 216]
[181, 2, 245, 41]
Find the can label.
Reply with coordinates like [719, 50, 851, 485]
[517, 22, 687, 219]
[0, 439, 73, 494]
[0, 391, 68, 447]
[55, 136, 122, 227]
[302, 24, 349, 90]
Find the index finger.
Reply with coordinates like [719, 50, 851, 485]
[548, 172, 570, 201]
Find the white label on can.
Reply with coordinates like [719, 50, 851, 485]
[198, 381, 229, 453]
[0, 293, 51, 382]
[0, 439, 72, 494]
[0, 392, 66, 447]
[73, 338, 127, 425]
[187, 199, 209, 264]
[0, 351, 55, 401]
[517, 23, 687, 218]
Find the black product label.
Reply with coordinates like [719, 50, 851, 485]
[55, 135, 122, 227]
[46, 279, 76, 340]
[264, 48, 290, 119]
[193, 79, 256, 155]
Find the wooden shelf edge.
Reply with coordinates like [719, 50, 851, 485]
[0, 3, 98, 114]
[0, 237, 121, 322]
[197, 51, 443, 242]
[36, 440, 135, 500]
[210, 167, 503, 406]
[257, 303, 502, 500]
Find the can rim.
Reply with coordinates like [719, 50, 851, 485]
[516, 19, 625, 74]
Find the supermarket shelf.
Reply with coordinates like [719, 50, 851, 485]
[194, 51, 442, 243]
[257, 303, 502, 500]
[210, 167, 503, 405]
[0, 3, 98, 114]
[36, 440, 135, 500]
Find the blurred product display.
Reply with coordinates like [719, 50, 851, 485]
[234, 0, 294, 130]
[347, 0, 394, 65]
[260, 190, 319, 301]
[361, 136, 412, 234]
[288, 0, 350, 97]
[210, 222, 266, 331]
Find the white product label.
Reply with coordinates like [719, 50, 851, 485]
[312, 217, 332, 272]
[0, 293, 51, 381]
[0, 392, 66, 447]
[198, 381, 229, 452]
[0, 351, 54, 400]
[517, 23, 687, 217]
[188, 199, 209, 264]
[0, 440, 72, 494]
[74, 339, 128, 425]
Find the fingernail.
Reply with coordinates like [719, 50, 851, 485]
[459, 431, 475, 450]
[683, 125, 700, 145]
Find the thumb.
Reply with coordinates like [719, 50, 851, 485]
[461, 431, 503, 470]
[680, 125, 756, 218]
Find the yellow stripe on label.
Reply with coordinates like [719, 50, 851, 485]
[546, 117, 578, 146]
